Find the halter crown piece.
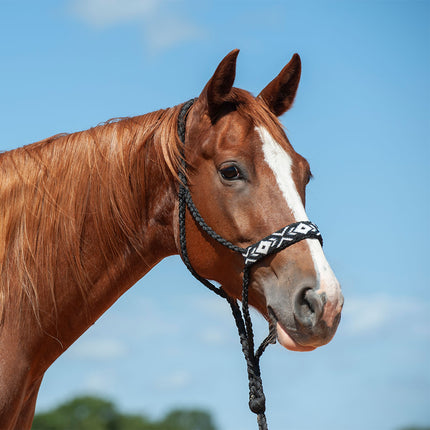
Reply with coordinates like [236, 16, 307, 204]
[177, 99, 323, 430]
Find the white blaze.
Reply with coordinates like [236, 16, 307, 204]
[256, 126, 341, 321]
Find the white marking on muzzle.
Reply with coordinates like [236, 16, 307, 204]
[256, 126, 342, 325]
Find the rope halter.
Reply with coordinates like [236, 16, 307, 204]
[177, 99, 322, 430]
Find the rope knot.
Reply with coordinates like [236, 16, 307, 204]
[248, 365, 266, 414]
[249, 389, 266, 414]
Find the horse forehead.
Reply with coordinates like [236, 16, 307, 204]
[213, 114, 292, 155]
[196, 114, 255, 158]
[254, 125, 307, 193]
[215, 112, 255, 145]
[253, 124, 300, 170]
[192, 104, 297, 162]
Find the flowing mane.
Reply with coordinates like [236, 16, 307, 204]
[0, 91, 287, 328]
[0, 105, 183, 326]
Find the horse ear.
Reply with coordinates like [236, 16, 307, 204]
[258, 53, 301, 117]
[201, 49, 239, 119]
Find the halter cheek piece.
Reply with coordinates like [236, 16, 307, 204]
[177, 99, 323, 430]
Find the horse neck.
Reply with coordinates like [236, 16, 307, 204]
[0, 108, 181, 364]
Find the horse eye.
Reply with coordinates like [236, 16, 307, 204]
[220, 165, 241, 180]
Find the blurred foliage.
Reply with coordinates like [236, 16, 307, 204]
[31, 395, 217, 430]
[31, 395, 429, 430]
[399, 427, 430, 430]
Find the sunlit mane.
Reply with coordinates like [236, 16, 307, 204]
[0, 105, 183, 325]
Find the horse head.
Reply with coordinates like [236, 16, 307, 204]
[180, 50, 343, 352]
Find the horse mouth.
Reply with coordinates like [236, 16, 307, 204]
[275, 322, 316, 352]
[268, 307, 316, 352]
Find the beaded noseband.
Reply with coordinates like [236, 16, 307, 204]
[177, 99, 322, 430]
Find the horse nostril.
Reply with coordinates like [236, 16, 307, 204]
[294, 288, 323, 328]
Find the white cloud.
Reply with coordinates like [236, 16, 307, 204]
[69, 338, 127, 360]
[84, 371, 117, 392]
[342, 293, 430, 337]
[154, 370, 191, 391]
[199, 327, 228, 345]
[143, 15, 202, 54]
[191, 295, 233, 320]
[69, 0, 204, 53]
[71, 0, 158, 28]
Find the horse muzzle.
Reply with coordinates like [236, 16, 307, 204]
[267, 281, 344, 352]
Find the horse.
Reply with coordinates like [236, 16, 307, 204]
[0, 49, 343, 429]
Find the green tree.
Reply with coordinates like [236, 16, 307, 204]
[31, 395, 217, 430]
[158, 409, 217, 430]
[32, 396, 150, 430]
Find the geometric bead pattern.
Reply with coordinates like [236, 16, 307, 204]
[242, 221, 323, 267]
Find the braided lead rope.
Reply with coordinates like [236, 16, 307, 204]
[177, 99, 272, 429]
[179, 175, 270, 428]
[179, 188, 232, 302]
[183, 190, 245, 254]
[176, 99, 323, 430]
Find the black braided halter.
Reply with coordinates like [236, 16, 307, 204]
[177, 99, 323, 430]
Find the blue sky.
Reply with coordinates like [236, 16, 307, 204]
[1, 1, 429, 430]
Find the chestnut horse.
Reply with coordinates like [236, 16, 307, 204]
[0, 50, 343, 429]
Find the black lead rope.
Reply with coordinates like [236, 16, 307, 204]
[177, 99, 323, 430]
